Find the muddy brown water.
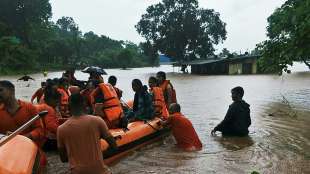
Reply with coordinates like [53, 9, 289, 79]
[1, 63, 309, 174]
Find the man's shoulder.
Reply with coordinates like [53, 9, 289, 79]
[19, 100, 37, 111]
[19, 100, 33, 106]
[82, 115, 103, 124]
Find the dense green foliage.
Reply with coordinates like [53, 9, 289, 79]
[136, 0, 226, 62]
[258, 0, 310, 73]
[0, 0, 154, 75]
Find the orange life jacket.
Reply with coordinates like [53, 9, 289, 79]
[98, 83, 123, 127]
[57, 88, 71, 118]
[150, 87, 169, 119]
[159, 80, 177, 107]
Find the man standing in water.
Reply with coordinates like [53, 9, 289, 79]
[57, 93, 117, 174]
[211, 86, 251, 136]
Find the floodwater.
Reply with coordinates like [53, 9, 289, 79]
[1, 63, 309, 174]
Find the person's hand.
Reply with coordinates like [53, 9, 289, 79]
[6, 131, 13, 136]
[211, 129, 217, 136]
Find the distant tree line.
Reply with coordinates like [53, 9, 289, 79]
[0, 0, 157, 75]
[257, 0, 310, 73]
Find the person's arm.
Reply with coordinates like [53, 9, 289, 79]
[118, 88, 123, 99]
[166, 84, 173, 106]
[31, 89, 40, 103]
[45, 107, 59, 135]
[24, 104, 45, 141]
[57, 128, 68, 162]
[212, 105, 235, 135]
[98, 118, 117, 150]
[160, 114, 173, 127]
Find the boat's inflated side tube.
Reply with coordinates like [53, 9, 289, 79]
[100, 117, 170, 164]
[0, 135, 39, 174]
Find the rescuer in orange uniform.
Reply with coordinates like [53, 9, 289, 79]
[148, 76, 169, 120]
[162, 103, 202, 151]
[31, 81, 46, 103]
[91, 80, 124, 129]
[57, 78, 71, 118]
[0, 80, 47, 166]
[156, 71, 177, 108]
[35, 89, 61, 150]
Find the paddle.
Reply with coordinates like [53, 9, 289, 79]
[0, 111, 48, 147]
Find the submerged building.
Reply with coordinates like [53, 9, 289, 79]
[188, 55, 260, 75]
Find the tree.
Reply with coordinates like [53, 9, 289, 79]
[140, 41, 159, 66]
[219, 48, 230, 57]
[116, 48, 134, 69]
[258, 0, 310, 73]
[136, 0, 226, 62]
[0, 37, 37, 73]
[0, 0, 52, 47]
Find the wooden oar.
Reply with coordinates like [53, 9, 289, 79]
[0, 111, 48, 147]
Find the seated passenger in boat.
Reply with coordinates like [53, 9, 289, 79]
[148, 76, 169, 120]
[156, 71, 177, 108]
[80, 80, 98, 114]
[162, 103, 202, 151]
[31, 81, 46, 103]
[108, 75, 123, 100]
[35, 89, 61, 150]
[211, 86, 251, 137]
[125, 79, 155, 121]
[57, 93, 117, 174]
[91, 80, 124, 129]
[57, 78, 71, 118]
[0, 80, 47, 166]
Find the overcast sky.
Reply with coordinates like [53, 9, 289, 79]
[51, 0, 286, 53]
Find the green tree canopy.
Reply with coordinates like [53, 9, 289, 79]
[258, 0, 310, 73]
[136, 0, 227, 62]
[0, 0, 159, 75]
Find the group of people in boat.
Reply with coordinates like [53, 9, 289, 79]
[0, 69, 251, 174]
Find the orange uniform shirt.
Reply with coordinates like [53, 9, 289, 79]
[35, 104, 60, 138]
[0, 100, 45, 146]
[168, 112, 202, 151]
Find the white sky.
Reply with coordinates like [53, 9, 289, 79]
[51, 0, 286, 53]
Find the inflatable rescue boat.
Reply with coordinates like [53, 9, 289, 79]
[101, 117, 170, 165]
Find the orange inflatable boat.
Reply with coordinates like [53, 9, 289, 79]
[0, 135, 40, 174]
[101, 117, 170, 165]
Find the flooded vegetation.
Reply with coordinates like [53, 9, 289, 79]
[1, 63, 309, 173]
